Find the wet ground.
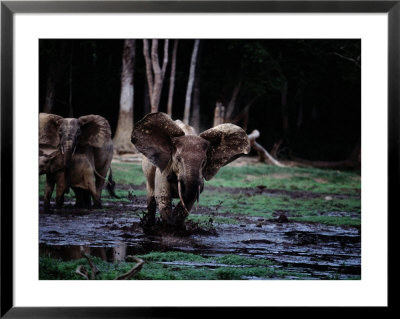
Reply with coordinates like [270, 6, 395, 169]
[39, 188, 361, 280]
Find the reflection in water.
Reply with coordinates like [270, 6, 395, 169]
[113, 242, 126, 262]
[39, 241, 168, 262]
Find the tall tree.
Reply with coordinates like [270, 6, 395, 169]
[183, 39, 200, 124]
[224, 79, 242, 122]
[213, 101, 225, 127]
[143, 39, 169, 112]
[190, 65, 201, 133]
[167, 40, 179, 117]
[190, 41, 203, 133]
[113, 39, 137, 154]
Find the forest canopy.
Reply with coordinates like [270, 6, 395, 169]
[39, 39, 360, 162]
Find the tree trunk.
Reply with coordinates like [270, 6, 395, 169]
[190, 65, 201, 134]
[143, 39, 169, 113]
[190, 41, 203, 133]
[113, 39, 137, 154]
[167, 39, 178, 117]
[213, 101, 225, 127]
[225, 79, 242, 122]
[143, 78, 151, 115]
[142, 39, 154, 98]
[183, 39, 200, 124]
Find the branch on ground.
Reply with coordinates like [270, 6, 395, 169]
[114, 256, 145, 280]
[75, 265, 89, 280]
[247, 130, 286, 167]
[75, 252, 144, 280]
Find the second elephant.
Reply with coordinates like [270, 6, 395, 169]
[39, 113, 114, 208]
[131, 112, 251, 227]
[39, 148, 117, 208]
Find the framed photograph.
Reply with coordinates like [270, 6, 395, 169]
[1, 0, 395, 317]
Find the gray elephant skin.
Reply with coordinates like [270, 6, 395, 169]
[39, 113, 114, 208]
[131, 112, 251, 227]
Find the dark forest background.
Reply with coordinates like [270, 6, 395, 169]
[39, 39, 360, 163]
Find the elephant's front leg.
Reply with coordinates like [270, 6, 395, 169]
[141, 157, 157, 228]
[144, 183, 156, 226]
[154, 170, 173, 224]
[44, 174, 55, 210]
[55, 171, 66, 208]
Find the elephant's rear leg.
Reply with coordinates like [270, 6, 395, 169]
[82, 190, 92, 207]
[88, 179, 101, 209]
[93, 177, 105, 208]
[93, 165, 111, 208]
[73, 188, 84, 207]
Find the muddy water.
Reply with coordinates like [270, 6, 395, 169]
[39, 199, 360, 280]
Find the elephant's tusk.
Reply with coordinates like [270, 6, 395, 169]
[72, 144, 77, 157]
[61, 144, 64, 155]
[178, 180, 189, 214]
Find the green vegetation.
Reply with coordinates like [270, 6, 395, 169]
[207, 164, 360, 195]
[111, 163, 146, 186]
[39, 253, 303, 280]
[39, 162, 361, 227]
[197, 185, 360, 226]
[40, 251, 360, 280]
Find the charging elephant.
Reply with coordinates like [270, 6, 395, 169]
[39, 113, 114, 208]
[131, 112, 251, 227]
[39, 148, 117, 208]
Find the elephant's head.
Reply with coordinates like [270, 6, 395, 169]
[39, 148, 63, 175]
[39, 113, 111, 168]
[131, 112, 250, 212]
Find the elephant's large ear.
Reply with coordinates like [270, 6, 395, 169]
[39, 113, 63, 148]
[131, 112, 185, 171]
[200, 124, 251, 180]
[78, 115, 111, 148]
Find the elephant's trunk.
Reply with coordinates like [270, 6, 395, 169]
[178, 175, 203, 213]
[178, 180, 189, 214]
[62, 140, 76, 167]
[61, 140, 76, 193]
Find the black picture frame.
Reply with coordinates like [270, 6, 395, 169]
[1, 1, 395, 317]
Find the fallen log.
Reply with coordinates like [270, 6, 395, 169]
[75, 253, 144, 280]
[247, 130, 286, 167]
[114, 256, 145, 280]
